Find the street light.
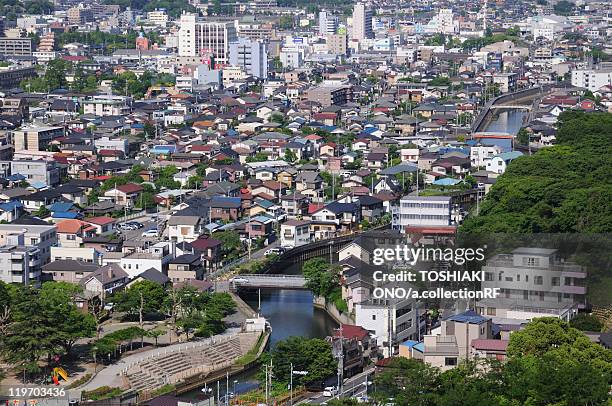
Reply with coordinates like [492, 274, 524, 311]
[290, 363, 308, 406]
[233, 380, 238, 398]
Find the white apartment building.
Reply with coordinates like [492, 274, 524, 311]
[280, 46, 304, 69]
[392, 195, 452, 232]
[319, 11, 339, 36]
[470, 145, 502, 167]
[229, 38, 268, 79]
[94, 136, 129, 154]
[83, 95, 131, 117]
[0, 224, 56, 264]
[478, 247, 587, 322]
[147, 9, 168, 26]
[571, 68, 612, 92]
[178, 13, 237, 66]
[352, 3, 373, 40]
[0, 244, 42, 285]
[356, 295, 424, 357]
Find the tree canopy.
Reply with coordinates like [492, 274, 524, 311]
[461, 111, 612, 233]
[373, 317, 612, 406]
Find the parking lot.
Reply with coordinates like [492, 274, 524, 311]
[115, 214, 166, 242]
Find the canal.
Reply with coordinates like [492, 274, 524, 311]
[184, 264, 338, 401]
[482, 109, 527, 135]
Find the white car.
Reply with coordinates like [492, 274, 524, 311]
[323, 387, 337, 397]
[264, 247, 285, 256]
[142, 229, 159, 237]
[230, 277, 249, 284]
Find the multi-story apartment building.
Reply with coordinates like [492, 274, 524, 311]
[82, 95, 131, 117]
[392, 195, 452, 232]
[319, 11, 339, 36]
[0, 224, 57, 265]
[12, 125, 64, 152]
[478, 247, 587, 322]
[0, 66, 36, 89]
[67, 5, 94, 25]
[0, 160, 61, 186]
[352, 3, 373, 40]
[0, 243, 42, 285]
[147, 9, 168, 26]
[355, 295, 425, 357]
[571, 67, 612, 92]
[0, 37, 32, 56]
[229, 38, 268, 79]
[327, 34, 348, 56]
[178, 13, 237, 66]
[237, 23, 274, 41]
[307, 84, 352, 107]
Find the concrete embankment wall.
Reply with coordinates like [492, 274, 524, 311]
[313, 296, 354, 325]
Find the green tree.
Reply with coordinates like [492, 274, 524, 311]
[284, 148, 298, 163]
[569, 313, 604, 331]
[44, 59, 70, 91]
[213, 230, 243, 259]
[278, 15, 294, 29]
[260, 336, 335, 386]
[302, 258, 340, 298]
[35, 205, 50, 218]
[39, 282, 96, 354]
[374, 357, 440, 405]
[113, 281, 167, 329]
[553, 0, 574, 15]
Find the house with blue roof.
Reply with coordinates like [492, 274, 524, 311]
[486, 151, 523, 174]
[0, 200, 23, 222]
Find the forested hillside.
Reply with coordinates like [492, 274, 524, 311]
[461, 111, 612, 233]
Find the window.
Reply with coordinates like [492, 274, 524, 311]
[485, 272, 493, 281]
[534, 276, 543, 285]
[444, 357, 457, 366]
[552, 277, 560, 286]
[371, 315, 376, 321]
[486, 307, 496, 316]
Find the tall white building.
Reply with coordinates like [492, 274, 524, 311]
[178, 13, 237, 65]
[352, 3, 373, 41]
[319, 11, 339, 36]
[571, 67, 612, 91]
[229, 38, 268, 79]
[478, 247, 587, 322]
[392, 195, 452, 232]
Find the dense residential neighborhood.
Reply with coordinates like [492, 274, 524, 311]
[0, 0, 610, 404]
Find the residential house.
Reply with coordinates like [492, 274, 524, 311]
[103, 183, 144, 208]
[280, 220, 311, 248]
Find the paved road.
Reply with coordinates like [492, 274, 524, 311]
[301, 368, 375, 405]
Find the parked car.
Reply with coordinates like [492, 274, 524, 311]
[142, 229, 159, 238]
[323, 387, 338, 397]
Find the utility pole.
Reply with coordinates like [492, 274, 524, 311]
[335, 325, 344, 399]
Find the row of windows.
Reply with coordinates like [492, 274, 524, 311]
[401, 203, 449, 209]
[400, 214, 448, 220]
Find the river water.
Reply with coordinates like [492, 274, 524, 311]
[483, 109, 527, 134]
[184, 267, 337, 401]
